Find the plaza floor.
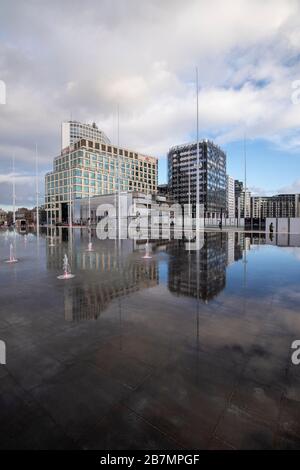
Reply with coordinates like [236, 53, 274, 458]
[0, 228, 300, 449]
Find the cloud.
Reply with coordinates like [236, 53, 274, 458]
[278, 179, 300, 194]
[248, 186, 274, 197]
[0, 173, 34, 185]
[1, 0, 300, 207]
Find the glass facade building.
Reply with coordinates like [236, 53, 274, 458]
[45, 138, 158, 224]
[168, 140, 227, 218]
[61, 121, 111, 149]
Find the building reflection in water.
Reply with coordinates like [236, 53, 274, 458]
[63, 258, 158, 322]
[44, 227, 300, 321]
[167, 232, 229, 302]
[45, 228, 159, 321]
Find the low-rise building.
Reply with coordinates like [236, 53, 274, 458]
[0, 208, 7, 226]
[74, 191, 173, 226]
[251, 194, 300, 218]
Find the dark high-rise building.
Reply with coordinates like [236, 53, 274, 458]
[168, 140, 227, 218]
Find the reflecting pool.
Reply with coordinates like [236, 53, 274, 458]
[1, 228, 300, 449]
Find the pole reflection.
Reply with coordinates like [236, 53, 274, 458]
[41, 228, 300, 322]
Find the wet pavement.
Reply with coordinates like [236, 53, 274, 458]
[1, 228, 300, 449]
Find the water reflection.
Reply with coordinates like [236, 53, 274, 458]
[3, 227, 300, 322]
[63, 257, 159, 322]
[45, 228, 299, 320]
[1, 227, 300, 450]
[167, 233, 228, 301]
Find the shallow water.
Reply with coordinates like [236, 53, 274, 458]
[0, 228, 300, 449]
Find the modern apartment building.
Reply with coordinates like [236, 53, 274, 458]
[251, 194, 300, 218]
[241, 190, 251, 218]
[61, 121, 111, 149]
[45, 135, 158, 224]
[168, 140, 227, 218]
[234, 180, 251, 218]
[226, 175, 235, 218]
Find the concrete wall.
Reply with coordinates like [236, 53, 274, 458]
[290, 218, 300, 234]
[265, 217, 300, 246]
[266, 218, 300, 234]
[266, 218, 277, 233]
[204, 217, 244, 228]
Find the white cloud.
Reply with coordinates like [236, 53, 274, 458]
[278, 179, 300, 194]
[0, 173, 35, 185]
[1, 0, 300, 207]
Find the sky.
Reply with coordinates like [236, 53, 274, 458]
[1, 0, 300, 209]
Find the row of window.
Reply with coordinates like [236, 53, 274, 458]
[47, 170, 156, 185]
[56, 151, 155, 168]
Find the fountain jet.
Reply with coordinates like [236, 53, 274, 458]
[142, 242, 152, 259]
[57, 253, 75, 279]
[5, 243, 18, 263]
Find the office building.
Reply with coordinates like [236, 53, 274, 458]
[45, 134, 158, 225]
[234, 180, 251, 218]
[0, 208, 7, 226]
[157, 184, 170, 197]
[226, 175, 235, 218]
[61, 121, 111, 149]
[168, 140, 227, 218]
[241, 190, 251, 218]
[251, 194, 300, 218]
[234, 180, 243, 218]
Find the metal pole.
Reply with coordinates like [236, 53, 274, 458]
[188, 165, 191, 217]
[88, 183, 91, 226]
[35, 144, 39, 236]
[12, 154, 16, 226]
[244, 133, 247, 193]
[244, 133, 247, 223]
[196, 67, 200, 230]
[117, 104, 121, 240]
[68, 145, 72, 228]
